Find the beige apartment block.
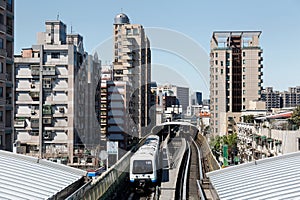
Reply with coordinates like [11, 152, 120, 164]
[14, 20, 101, 166]
[210, 31, 263, 136]
[0, 0, 14, 151]
[112, 13, 152, 138]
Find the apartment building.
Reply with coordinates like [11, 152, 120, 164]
[14, 20, 101, 166]
[112, 13, 153, 138]
[0, 0, 14, 151]
[281, 86, 300, 108]
[261, 87, 281, 110]
[210, 31, 263, 136]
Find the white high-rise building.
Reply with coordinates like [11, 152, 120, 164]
[112, 13, 152, 138]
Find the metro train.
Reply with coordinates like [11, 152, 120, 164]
[129, 135, 160, 189]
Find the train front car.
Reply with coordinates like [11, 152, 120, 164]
[129, 135, 160, 190]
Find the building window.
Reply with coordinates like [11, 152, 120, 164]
[215, 52, 218, 58]
[226, 61, 230, 66]
[0, 111, 3, 122]
[243, 59, 246, 64]
[0, 14, 3, 25]
[215, 60, 218, 65]
[215, 98, 218, 103]
[243, 90, 246, 95]
[215, 128, 218, 133]
[133, 28, 139, 35]
[298, 138, 300, 151]
[0, 62, 3, 73]
[215, 83, 218, 88]
[126, 29, 131, 35]
[221, 61, 223, 66]
[0, 38, 3, 49]
[243, 52, 245, 57]
[215, 90, 218, 95]
[215, 75, 218, 80]
[215, 68, 218, 73]
[243, 82, 245, 87]
[51, 52, 60, 59]
[221, 69, 223, 74]
[215, 120, 218, 125]
[243, 67, 246, 72]
[216, 105, 218, 111]
[243, 75, 245, 80]
[0, 87, 3, 97]
[215, 113, 218, 118]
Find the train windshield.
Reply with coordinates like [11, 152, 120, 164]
[132, 160, 153, 174]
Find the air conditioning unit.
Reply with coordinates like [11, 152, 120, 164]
[31, 84, 35, 88]
[43, 131, 52, 140]
[31, 109, 36, 114]
[43, 84, 52, 89]
[59, 107, 65, 113]
[42, 118, 52, 124]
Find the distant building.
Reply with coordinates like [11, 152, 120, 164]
[14, 20, 101, 166]
[157, 83, 189, 113]
[281, 86, 300, 108]
[210, 31, 263, 136]
[190, 91, 202, 106]
[0, 0, 14, 151]
[261, 87, 281, 110]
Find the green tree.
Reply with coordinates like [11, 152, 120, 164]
[222, 133, 238, 164]
[243, 115, 254, 123]
[290, 106, 300, 128]
[210, 135, 222, 161]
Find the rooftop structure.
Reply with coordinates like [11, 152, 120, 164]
[0, 150, 86, 199]
[207, 151, 300, 199]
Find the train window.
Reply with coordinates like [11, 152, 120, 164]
[133, 160, 153, 174]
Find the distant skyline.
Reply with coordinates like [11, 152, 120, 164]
[15, 0, 300, 98]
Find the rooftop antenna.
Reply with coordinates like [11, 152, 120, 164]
[57, 12, 59, 20]
[71, 23, 73, 34]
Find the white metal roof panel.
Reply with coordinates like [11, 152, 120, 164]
[0, 150, 86, 200]
[206, 151, 300, 200]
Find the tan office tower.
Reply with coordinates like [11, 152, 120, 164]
[0, 0, 14, 151]
[113, 13, 152, 138]
[14, 20, 101, 166]
[210, 31, 263, 136]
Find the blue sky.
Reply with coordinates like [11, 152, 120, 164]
[15, 0, 300, 98]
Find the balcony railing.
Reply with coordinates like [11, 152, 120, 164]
[7, 25, 13, 35]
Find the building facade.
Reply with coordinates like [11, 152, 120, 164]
[261, 87, 281, 110]
[281, 86, 300, 108]
[210, 31, 263, 136]
[112, 13, 153, 138]
[0, 0, 14, 151]
[14, 20, 101, 166]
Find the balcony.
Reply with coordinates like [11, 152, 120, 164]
[0, 1, 5, 9]
[43, 66, 56, 76]
[31, 69, 40, 76]
[0, 48, 6, 58]
[14, 119, 26, 128]
[7, 25, 13, 36]
[29, 91, 40, 100]
[0, 24, 5, 33]
[6, 3, 12, 12]
[42, 105, 52, 115]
